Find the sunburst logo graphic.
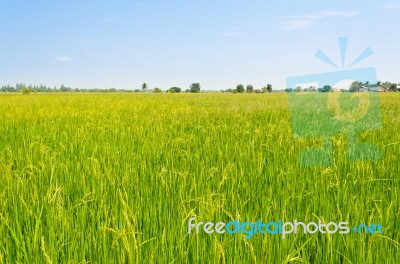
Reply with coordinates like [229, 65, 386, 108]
[286, 37, 382, 166]
[319, 37, 374, 123]
[315, 37, 373, 68]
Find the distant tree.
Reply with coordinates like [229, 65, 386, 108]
[389, 83, 397, 92]
[246, 84, 254, 93]
[168, 87, 181, 93]
[134, 89, 140, 93]
[16, 83, 26, 92]
[22, 87, 33, 94]
[60, 84, 72, 92]
[380, 81, 392, 92]
[322, 85, 332, 92]
[266, 84, 273, 93]
[350, 81, 362, 92]
[190, 83, 201, 93]
[142, 83, 148, 90]
[236, 84, 245, 93]
[153, 87, 162, 93]
[296, 86, 302, 92]
[1, 85, 16, 92]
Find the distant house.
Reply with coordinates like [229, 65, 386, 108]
[364, 85, 386, 92]
[378, 87, 387, 92]
[359, 86, 368, 92]
[369, 87, 381, 92]
[373, 87, 387, 92]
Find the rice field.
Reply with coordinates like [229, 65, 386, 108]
[0, 93, 399, 263]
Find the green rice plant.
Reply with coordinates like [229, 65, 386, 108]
[0, 93, 398, 263]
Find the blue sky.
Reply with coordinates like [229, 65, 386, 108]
[0, 0, 399, 90]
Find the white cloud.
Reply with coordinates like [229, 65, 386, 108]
[281, 11, 359, 30]
[54, 56, 73, 63]
[282, 19, 314, 30]
[383, 3, 400, 9]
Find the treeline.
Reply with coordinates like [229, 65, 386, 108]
[140, 83, 201, 93]
[0, 83, 197, 93]
[1, 82, 274, 94]
[3, 81, 398, 94]
[0, 84, 134, 93]
[285, 81, 400, 92]
[222, 84, 273, 93]
[1, 84, 73, 92]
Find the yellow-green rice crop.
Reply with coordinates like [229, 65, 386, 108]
[0, 93, 399, 263]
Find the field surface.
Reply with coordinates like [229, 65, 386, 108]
[0, 93, 399, 263]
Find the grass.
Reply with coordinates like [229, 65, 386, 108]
[0, 93, 399, 263]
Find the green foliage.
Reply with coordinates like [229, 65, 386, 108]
[153, 87, 162, 93]
[235, 84, 244, 93]
[22, 87, 34, 94]
[261, 84, 273, 93]
[350, 81, 362, 92]
[267, 84, 273, 93]
[189, 83, 200, 93]
[322, 85, 332, 92]
[167, 87, 181, 93]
